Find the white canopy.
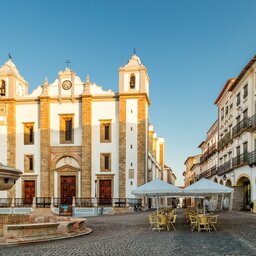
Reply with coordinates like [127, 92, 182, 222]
[183, 178, 233, 196]
[131, 179, 183, 197]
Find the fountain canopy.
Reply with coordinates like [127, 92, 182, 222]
[0, 162, 22, 191]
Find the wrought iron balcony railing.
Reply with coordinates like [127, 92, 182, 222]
[209, 143, 217, 156]
[217, 161, 232, 176]
[199, 165, 217, 179]
[232, 117, 249, 139]
[200, 144, 217, 164]
[232, 153, 248, 169]
[248, 114, 256, 132]
[248, 150, 256, 166]
[218, 131, 232, 151]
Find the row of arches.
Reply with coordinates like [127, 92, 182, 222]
[213, 175, 251, 210]
[213, 175, 250, 188]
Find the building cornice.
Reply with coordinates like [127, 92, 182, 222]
[229, 55, 256, 92]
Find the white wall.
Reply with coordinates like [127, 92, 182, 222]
[91, 100, 119, 197]
[0, 125, 7, 197]
[16, 103, 41, 197]
[0, 126, 7, 165]
[50, 102, 82, 146]
[126, 99, 138, 197]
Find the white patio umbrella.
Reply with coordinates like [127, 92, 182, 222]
[131, 179, 183, 214]
[183, 178, 233, 214]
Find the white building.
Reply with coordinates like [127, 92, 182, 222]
[198, 55, 256, 211]
[0, 53, 170, 205]
[198, 120, 218, 180]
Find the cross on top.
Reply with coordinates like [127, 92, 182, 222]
[65, 59, 71, 68]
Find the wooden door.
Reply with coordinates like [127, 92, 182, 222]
[61, 176, 76, 205]
[24, 181, 35, 205]
[99, 180, 112, 205]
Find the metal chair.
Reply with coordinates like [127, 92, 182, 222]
[197, 216, 210, 232]
[148, 214, 157, 231]
[189, 215, 197, 231]
[167, 214, 177, 231]
[210, 215, 218, 231]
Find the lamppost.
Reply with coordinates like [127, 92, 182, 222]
[95, 180, 97, 198]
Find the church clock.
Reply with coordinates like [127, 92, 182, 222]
[62, 80, 72, 90]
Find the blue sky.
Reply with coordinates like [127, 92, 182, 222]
[1, 0, 256, 185]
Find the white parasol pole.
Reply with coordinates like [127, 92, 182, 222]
[157, 195, 159, 215]
[203, 197, 205, 215]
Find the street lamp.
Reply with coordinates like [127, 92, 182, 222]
[95, 180, 97, 198]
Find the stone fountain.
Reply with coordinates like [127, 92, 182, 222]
[0, 162, 22, 191]
[0, 162, 91, 245]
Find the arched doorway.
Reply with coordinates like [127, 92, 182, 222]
[223, 179, 232, 210]
[214, 178, 218, 183]
[220, 180, 223, 185]
[225, 179, 232, 187]
[54, 156, 81, 204]
[236, 176, 251, 210]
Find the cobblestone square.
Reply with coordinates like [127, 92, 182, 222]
[1, 210, 256, 256]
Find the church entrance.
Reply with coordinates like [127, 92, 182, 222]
[99, 180, 112, 205]
[60, 176, 76, 205]
[24, 180, 35, 205]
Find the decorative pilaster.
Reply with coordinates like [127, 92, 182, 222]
[81, 95, 92, 197]
[137, 96, 147, 187]
[7, 100, 16, 198]
[40, 95, 50, 196]
[119, 96, 126, 198]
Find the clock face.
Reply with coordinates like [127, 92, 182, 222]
[62, 80, 72, 90]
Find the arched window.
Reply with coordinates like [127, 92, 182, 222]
[129, 74, 135, 89]
[0, 80, 6, 96]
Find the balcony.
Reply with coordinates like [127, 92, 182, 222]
[248, 114, 256, 132]
[217, 161, 232, 176]
[200, 144, 217, 164]
[248, 150, 256, 166]
[208, 143, 217, 156]
[199, 165, 217, 179]
[200, 153, 207, 164]
[232, 117, 249, 139]
[218, 131, 232, 151]
[232, 153, 248, 169]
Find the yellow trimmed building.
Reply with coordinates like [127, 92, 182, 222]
[0, 53, 173, 206]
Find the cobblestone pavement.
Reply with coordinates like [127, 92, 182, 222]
[1, 210, 256, 256]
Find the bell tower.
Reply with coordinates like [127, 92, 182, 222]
[0, 58, 28, 99]
[0, 58, 28, 198]
[119, 53, 150, 95]
[118, 53, 150, 198]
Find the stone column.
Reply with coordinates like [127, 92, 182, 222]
[119, 96, 126, 198]
[39, 96, 50, 197]
[81, 96, 92, 197]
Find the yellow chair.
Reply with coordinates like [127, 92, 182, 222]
[148, 214, 157, 231]
[157, 214, 168, 232]
[197, 216, 210, 232]
[167, 214, 177, 231]
[189, 215, 197, 231]
[209, 215, 218, 231]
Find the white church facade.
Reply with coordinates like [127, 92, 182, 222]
[0, 54, 172, 205]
